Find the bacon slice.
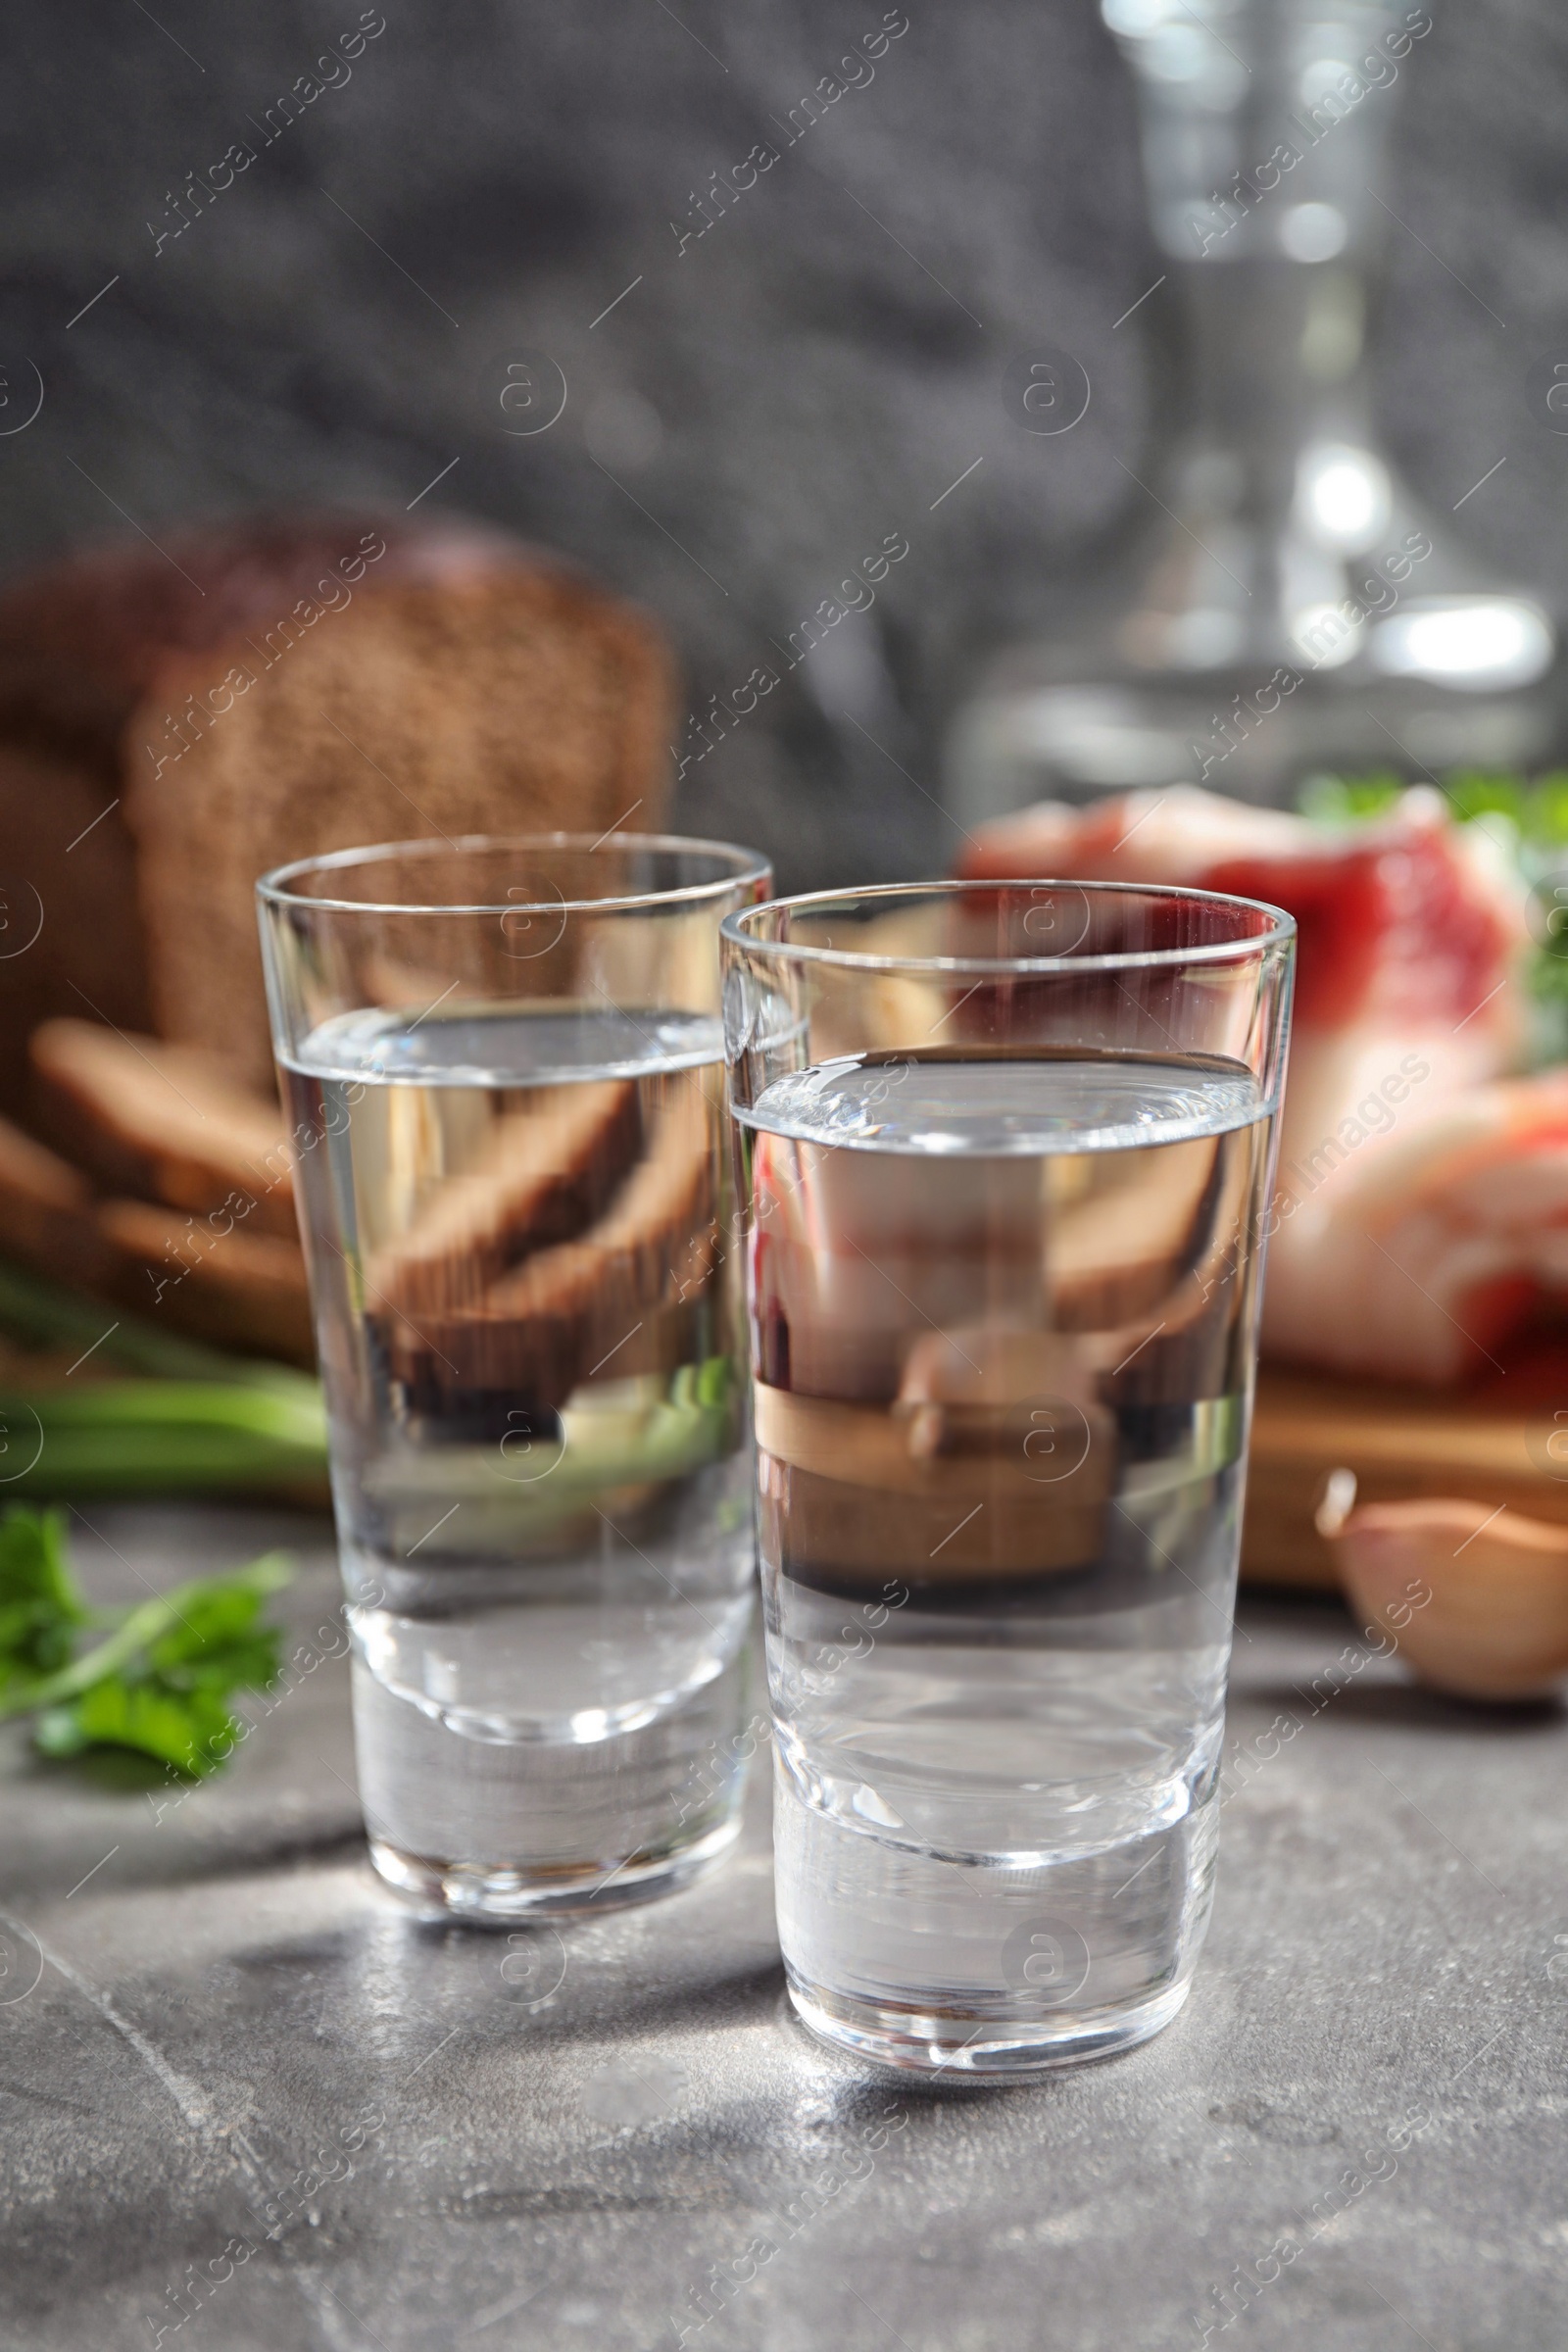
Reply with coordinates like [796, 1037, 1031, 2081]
[748, 1126, 1048, 1403]
[1263, 1069, 1568, 1383]
[958, 784, 1548, 1386]
[959, 781, 1528, 1051]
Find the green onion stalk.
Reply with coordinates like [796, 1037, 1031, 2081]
[0, 1261, 328, 1500]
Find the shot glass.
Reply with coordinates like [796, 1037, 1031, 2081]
[722, 880, 1294, 2072]
[258, 834, 771, 1920]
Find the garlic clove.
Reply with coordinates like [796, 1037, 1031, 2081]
[1332, 1498, 1568, 1702]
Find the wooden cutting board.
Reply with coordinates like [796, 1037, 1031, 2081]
[1243, 1365, 1568, 1590]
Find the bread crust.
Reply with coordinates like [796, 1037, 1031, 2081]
[0, 513, 516, 749]
[0, 1114, 313, 1362]
[118, 544, 673, 1080]
[377, 1088, 714, 1412]
[30, 1017, 298, 1236]
[0, 514, 673, 1081]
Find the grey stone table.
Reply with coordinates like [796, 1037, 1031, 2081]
[2, 1504, 1565, 2352]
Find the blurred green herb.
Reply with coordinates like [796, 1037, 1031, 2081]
[0, 1261, 328, 1500]
[1298, 769, 1406, 823]
[0, 1505, 88, 1687]
[1300, 767, 1568, 846]
[0, 1505, 291, 1776]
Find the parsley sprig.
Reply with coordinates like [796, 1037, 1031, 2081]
[0, 1507, 292, 1776]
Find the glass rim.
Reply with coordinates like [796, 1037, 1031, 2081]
[720, 876, 1296, 977]
[256, 831, 773, 918]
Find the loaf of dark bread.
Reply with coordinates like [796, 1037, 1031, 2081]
[0, 512, 675, 1358]
[0, 512, 675, 1102]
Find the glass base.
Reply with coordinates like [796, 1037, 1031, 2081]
[368, 1810, 744, 1924]
[784, 1967, 1193, 2078]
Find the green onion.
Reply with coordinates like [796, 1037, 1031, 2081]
[0, 1259, 327, 1499]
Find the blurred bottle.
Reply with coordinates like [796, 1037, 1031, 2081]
[949, 0, 1563, 825]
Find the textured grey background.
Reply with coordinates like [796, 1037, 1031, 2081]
[6, 23, 1568, 2341]
[3, 0, 1567, 889]
[2, 1505, 1567, 2352]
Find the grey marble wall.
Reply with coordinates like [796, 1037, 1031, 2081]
[3, 0, 1564, 889]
